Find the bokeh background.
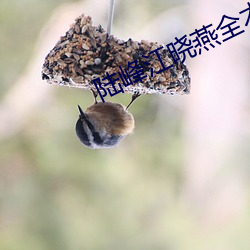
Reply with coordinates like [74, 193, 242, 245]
[1, 0, 250, 249]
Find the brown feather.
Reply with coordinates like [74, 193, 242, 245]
[85, 102, 134, 135]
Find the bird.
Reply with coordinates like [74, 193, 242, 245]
[75, 91, 140, 149]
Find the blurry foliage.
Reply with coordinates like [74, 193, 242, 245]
[0, 0, 71, 98]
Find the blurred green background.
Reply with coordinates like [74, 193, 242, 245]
[1, 0, 250, 249]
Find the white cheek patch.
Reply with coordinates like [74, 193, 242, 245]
[82, 122, 95, 147]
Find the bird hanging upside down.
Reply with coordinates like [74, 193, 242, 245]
[75, 92, 140, 149]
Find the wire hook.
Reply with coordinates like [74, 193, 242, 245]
[107, 0, 115, 34]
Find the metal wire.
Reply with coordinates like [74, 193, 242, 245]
[107, 0, 115, 34]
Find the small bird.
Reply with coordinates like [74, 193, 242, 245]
[75, 91, 140, 149]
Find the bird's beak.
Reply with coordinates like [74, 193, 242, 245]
[77, 105, 86, 119]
